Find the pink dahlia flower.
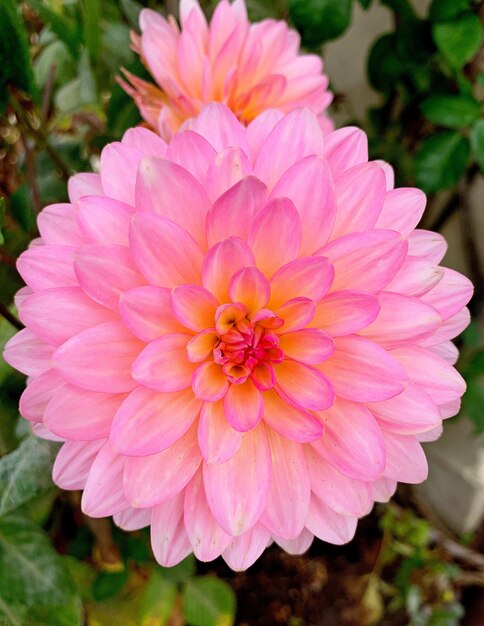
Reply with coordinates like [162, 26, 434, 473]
[4, 104, 472, 570]
[120, 0, 333, 139]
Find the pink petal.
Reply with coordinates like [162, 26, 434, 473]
[381, 431, 428, 483]
[202, 237, 255, 302]
[204, 147, 252, 202]
[171, 285, 218, 331]
[421, 307, 470, 347]
[77, 196, 134, 246]
[19, 369, 65, 422]
[305, 446, 372, 516]
[37, 203, 84, 246]
[279, 329, 334, 364]
[229, 267, 270, 315]
[310, 291, 380, 336]
[312, 398, 385, 481]
[429, 341, 459, 364]
[135, 157, 209, 247]
[275, 360, 334, 411]
[407, 230, 447, 263]
[124, 423, 201, 507]
[198, 399, 243, 464]
[4, 329, 54, 377]
[19, 287, 114, 346]
[269, 256, 334, 308]
[100, 142, 142, 205]
[270, 155, 336, 255]
[324, 127, 368, 177]
[54, 321, 143, 393]
[224, 379, 263, 431]
[246, 109, 284, 161]
[248, 197, 301, 276]
[274, 528, 314, 555]
[330, 162, 386, 239]
[151, 491, 193, 567]
[319, 230, 407, 294]
[110, 387, 201, 456]
[420, 268, 473, 321]
[203, 423, 271, 535]
[184, 470, 232, 561]
[68, 172, 103, 202]
[119, 286, 185, 342]
[320, 335, 408, 402]
[222, 524, 272, 571]
[81, 442, 128, 517]
[165, 130, 216, 182]
[375, 188, 426, 236]
[74, 244, 144, 310]
[385, 256, 444, 297]
[360, 293, 441, 348]
[121, 126, 167, 156]
[53, 439, 104, 490]
[132, 333, 195, 392]
[186, 330, 219, 363]
[130, 212, 204, 288]
[277, 298, 316, 333]
[368, 382, 441, 435]
[260, 430, 310, 539]
[372, 477, 397, 503]
[45, 386, 126, 440]
[186, 103, 248, 153]
[306, 495, 358, 544]
[17, 245, 76, 291]
[192, 361, 229, 401]
[390, 345, 466, 405]
[255, 109, 324, 190]
[114, 507, 152, 531]
[206, 176, 268, 247]
[263, 389, 324, 443]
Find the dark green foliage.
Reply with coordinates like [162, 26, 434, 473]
[288, 0, 353, 46]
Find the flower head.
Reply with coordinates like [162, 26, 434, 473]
[120, 0, 333, 139]
[4, 104, 472, 570]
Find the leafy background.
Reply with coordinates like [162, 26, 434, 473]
[0, 0, 483, 624]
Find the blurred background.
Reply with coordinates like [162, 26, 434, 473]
[0, 0, 482, 624]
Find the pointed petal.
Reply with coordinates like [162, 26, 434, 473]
[222, 524, 271, 571]
[376, 188, 426, 236]
[306, 495, 358, 544]
[19, 369, 65, 423]
[385, 256, 444, 297]
[324, 127, 367, 177]
[68, 172, 103, 202]
[165, 130, 216, 182]
[224, 379, 263, 431]
[151, 491, 193, 567]
[77, 196, 134, 246]
[202, 238, 255, 302]
[198, 399, 243, 464]
[37, 203, 83, 246]
[421, 268, 473, 321]
[4, 329, 54, 377]
[81, 442, 128, 517]
[229, 267, 270, 315]
[204, 147, 251, 202]
[381, 431, 428, 483]
[274, 528, 314, 555]
[114, 507, 151, 531]
[279, 329, 334, 364]
[17, 245, 76, 291]
[53, 439, 104, 490]
[407, 230, 447, 263]
[310, 291, 379, 336]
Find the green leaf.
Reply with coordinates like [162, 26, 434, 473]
[157, 555, 196, 585]
[119, 0, 143, 29]
[367, 34, 406, 94]
[34, 40, 75, 88]
[432, 12, 482, 68]
[358, 0, 374, 8]
[0, 435, 59, 517]
[92, 569, 129, 602]
[140, 570, 177, 626]
[288, 0, 352, 47]
[27, 0, 80, 58]
[415, 131, 470, 193]
[82, 0, 102, 62]
[183, 577, 236, 626]
[470, 119, 484, 171]
[0, 0, 38, 106]
[429, 0, 471, 22]
[10, 185, 36, 232]
[0, 514, 82, 626]
[421, 94, 481, 129]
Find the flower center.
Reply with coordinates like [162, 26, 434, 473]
[214, 302, 284, 387]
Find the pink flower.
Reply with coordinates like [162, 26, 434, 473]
[120, 0, 333, 139]
[4, 105, 472, 570]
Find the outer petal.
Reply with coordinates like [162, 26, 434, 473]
[305, 446, 372, 516]
[17, 246, 76, 291]
[4, 330, 54, 377]
[420, 268, 473, 321]
[263, 389, 324, 442]
[306, 496, 358, 544]
[222, 524, 271, 571]
[184, 470, 232, 561]
[77, 196, 134, 246]
[324, 127, 367, 177]
[19, 370, 64, 423]
[407, 230, 447, 263]
[132, 333, 196, 392]
[54, 322, 143, 393]
[310, 291, 380, 336]
[114, 507, 152, 531]
[198, 400, 243, 464]
[68, 172, 103, 202]
[319, 230, 407, 294]
[421, 307, 470, 347]
[385, 256, 444, 297]
[124, 423, 201, 507]
[204, 147, 251, 202]
[260, 430, 310, 539]
[38, 203, 84, 246]
[165, 130, 216, 182]
[110, 387, 201, 456]
[135, 157, 209, 246]
[151, 491, 192, 567]
[203, 423, 271, 536]
[130, 212, 203, 288]
[312, 398, 385, 481]
[45, 385, 126, 440]
[270, 155, 336, 255]
[81, 442, 128, 517]
[375, 188, 426, 236]
[381, 431, 428, 484]
[53, 439, 104, 490]
[274, 528, 314, 555]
